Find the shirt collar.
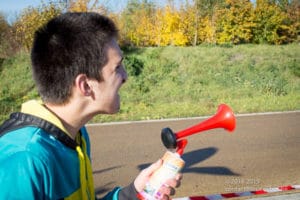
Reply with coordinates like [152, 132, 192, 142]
[21, 100, 71, 137]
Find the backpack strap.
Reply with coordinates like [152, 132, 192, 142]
[0, 112, 78, 150]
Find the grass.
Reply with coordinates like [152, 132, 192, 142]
[0, 51, 39, 123]
[0, 44, 299, 124]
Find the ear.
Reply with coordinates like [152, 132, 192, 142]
[74, 74, 92, 96]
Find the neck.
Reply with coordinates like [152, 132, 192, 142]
[45, 102, 92, 140]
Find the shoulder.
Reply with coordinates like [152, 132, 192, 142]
[0, 126, 74, 165]
[0, 147, 68, 199]
[0, 149, 50, 199]
[0, 149, 48, 173]
[0, 127, 78, 199]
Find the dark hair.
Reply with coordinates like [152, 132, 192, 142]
[31, 12, 119, 104]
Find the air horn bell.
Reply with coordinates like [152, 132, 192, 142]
[161, 104, 236, 152]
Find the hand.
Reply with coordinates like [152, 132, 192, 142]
[134, 159, 183, 200]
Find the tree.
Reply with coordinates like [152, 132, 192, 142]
[253, 0, 295, 44]
[119, 0, 156, 46]
[215, 0, 255, 44]
[66, 0, 108, 13]
[14, 2, 62, 49]
[159, 5, 189, 46]
[0, 13, 12, 57]
[285, 0, 300, 42]
[179, 1, 200, 46]
[195, 0, 226, 18]
[192, 0, 226, 44]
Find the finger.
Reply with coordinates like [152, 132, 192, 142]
[160, 194, 170, 200]
[168, 186, 176, 196]
[159, 184, 176, 196]
[176, 173, 183, 181]
[164, 177, 181, 188]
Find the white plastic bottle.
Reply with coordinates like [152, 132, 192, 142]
[139, 151, 185, 200]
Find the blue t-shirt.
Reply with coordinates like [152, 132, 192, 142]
[0, 113, 121, 200]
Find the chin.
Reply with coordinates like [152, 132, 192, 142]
[106, 104, 120, 115]
[96, 106, 119, 115]
[100, 97, 120, 114]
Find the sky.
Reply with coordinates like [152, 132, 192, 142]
[0, 0, 179, 23]
[0, 0, 126, 13]
[0, 0, 42, 13]
[0, 0, 129, 22]
[0, 0, 48, 22]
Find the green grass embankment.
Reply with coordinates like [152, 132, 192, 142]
[1, 44, 299, 124]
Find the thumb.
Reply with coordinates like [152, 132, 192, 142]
[144, 159, 163, 176]
[134, 159, 163, 192]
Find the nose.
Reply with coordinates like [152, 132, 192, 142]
[122, 65, 128, 84]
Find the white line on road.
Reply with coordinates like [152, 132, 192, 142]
[87, 110, 300, 127]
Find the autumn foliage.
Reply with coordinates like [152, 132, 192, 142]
[116, 0, 299, 46]
[13, 2, 61, 49]
[1, 0, 299, 52]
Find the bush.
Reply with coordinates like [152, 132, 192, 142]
[124, 55, 144, 76]
[289, 59, 300, 77]
[0, 13, 20, 58]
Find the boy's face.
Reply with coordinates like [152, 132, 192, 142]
[88, 39, 127, 114]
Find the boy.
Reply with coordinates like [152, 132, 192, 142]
[0, 12, 181, 200]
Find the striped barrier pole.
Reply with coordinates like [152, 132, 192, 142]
[174, 184, 300, 200]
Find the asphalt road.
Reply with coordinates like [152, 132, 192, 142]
[87, 111, 300, 199]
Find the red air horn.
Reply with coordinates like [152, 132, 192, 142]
[161, 104, 236, 155]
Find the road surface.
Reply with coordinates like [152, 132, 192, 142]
[87, 111, 300, 199]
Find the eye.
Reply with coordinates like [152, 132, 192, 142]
[116, 63, 124, 71]
[116, 65, 121, 71]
